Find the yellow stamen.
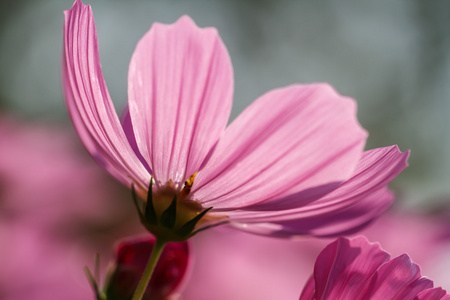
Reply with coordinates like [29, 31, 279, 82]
[179, 172, 197, 200]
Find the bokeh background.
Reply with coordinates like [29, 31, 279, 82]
[1, 0, 449, 299]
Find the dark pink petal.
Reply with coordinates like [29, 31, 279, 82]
[128, 16, 233, 189]
[416, 288, 450, 300]
[361, 254, 432, 299]
[105, 235, 190, 300]
[62, 0, 149, 192]
[312, 236, 390, 299]
[233, 187, 393, 238]
[299, 276, 316, 300]
[224, 145, 407, 227]
[193, 84, 367, 209]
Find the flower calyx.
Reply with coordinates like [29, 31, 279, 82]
[132, 175, 213, 242]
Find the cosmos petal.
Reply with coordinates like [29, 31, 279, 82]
[311, 236, 390, 299]
[232, 187, 393, 238]
[122, 108, 151, 173]
[361, 254, 432, 299]
[299, 276, 316, 300]
[245, 145, 408, 212]
[193, 84, 367, 209]
[222, 145, 407, 226]
[417, 288, 450, 300]
[128, 16, 233, 189]
[63, 0, 149, 192]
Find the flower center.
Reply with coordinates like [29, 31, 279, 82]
[132, 173, 221, 242]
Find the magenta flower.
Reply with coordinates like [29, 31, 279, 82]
[103, 236, 190, 300]
[63, 0, 408, 241]
[299, 236, 450, 300]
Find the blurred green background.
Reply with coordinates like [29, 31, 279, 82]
[1, 0, 449, 208]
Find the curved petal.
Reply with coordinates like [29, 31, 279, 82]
[128, 16, 233, 189]
[290, 145, 408, 212]
[121, 108, 151, 173]
[192, 83, 367, 209]
[232, 187, 393, 238]
[299, 276, 316, 300]
[417, 288, 450, 300]
[312, 236, 390, 299]
[223, 145, 407, 223]
[361, 254, 432, 299]
[63, 0, 149, 192]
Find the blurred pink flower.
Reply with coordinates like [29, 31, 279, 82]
[0, 117, 136, 299]
[104, 236, 190, 300]
[299, 236, 449, 300]
[63, 0, 408, 240]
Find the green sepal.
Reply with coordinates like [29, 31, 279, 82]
[175, 207, 213, 237]
[84, 266, 105, 300]
[144, 178, 158, 225]
[160, 194, 177, 229]
[84, 254, 106, 300]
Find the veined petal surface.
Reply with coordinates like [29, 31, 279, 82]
[361, 255, 432, 299]
[312, 236, 390, 299]
[224, 145, 407, 226]
[233, 187, 393, 238]
[128, 16, 233, 189]
[417, 288, 450, 300]
[63, 0, 149, 192]
[192, 84, 367, 209]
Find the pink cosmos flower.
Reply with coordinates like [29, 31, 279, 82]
[63, 0, 409, 240]
[299, 236, 450, 300]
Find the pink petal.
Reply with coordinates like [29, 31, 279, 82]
[121, 108, 151, 173]
[224, 145, 407, 224]
[128, 16, 233, 189]
[361, 254, 432, 299]
[417, 288, 450, 300]
[192, 84, 367, 209]
[294, 145, 408, 214]
[312, 236, 390, 299]
[63, 0, 149, 192]
[299, 276, 316, 300]
[233, 187, 393, 238]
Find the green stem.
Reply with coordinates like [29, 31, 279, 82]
[131, 238, 167, 300]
